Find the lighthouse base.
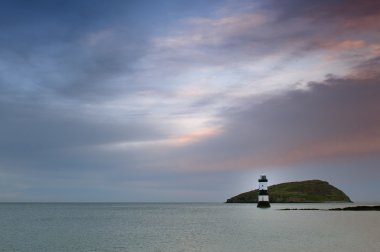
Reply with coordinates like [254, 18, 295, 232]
[257, 201, 271, 208]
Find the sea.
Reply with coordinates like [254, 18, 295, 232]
[0, 202, 379, 252]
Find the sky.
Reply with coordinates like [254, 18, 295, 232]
[1, 0, 380, 202]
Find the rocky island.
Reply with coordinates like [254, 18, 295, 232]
[226, 180, 352, 203]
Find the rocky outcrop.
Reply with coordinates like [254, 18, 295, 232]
[226, 180, 352, 203]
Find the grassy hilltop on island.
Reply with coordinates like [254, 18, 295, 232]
[226, 180, 352, 203]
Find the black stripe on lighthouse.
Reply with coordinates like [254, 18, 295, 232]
[258, 190, 268, 195]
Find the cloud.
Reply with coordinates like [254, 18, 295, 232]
[0, 0, 155, 103]
[0, 99, 169, 174]
[166, 60, 380, 171]
[154, 0, 380, 65]
[1, 0, 380, 201]
[138, 0, 380, 113]
[320, 40, 366, 50]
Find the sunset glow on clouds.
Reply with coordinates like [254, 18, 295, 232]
[1, 0, 380, 201]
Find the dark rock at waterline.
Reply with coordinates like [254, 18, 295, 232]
[279, 205, 380, 211]
[329, 205, 380, 211]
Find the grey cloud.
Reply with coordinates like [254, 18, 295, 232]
[266, 0, 380, 23]
[169, 62, 380, 170]
[153, 0, 380, 73]
[0, 99, 168, 174]
[1, 0, 380, 202]
[0, 0, 153, 102]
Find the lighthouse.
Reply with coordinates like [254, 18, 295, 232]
[257, 175, 270, 208]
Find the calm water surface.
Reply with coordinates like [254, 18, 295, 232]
[0, 202, 379, 252]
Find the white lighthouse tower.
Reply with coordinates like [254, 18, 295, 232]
[257, 175, 270, 208]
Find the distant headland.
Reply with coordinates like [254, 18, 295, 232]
[226, 180, 352, 203]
